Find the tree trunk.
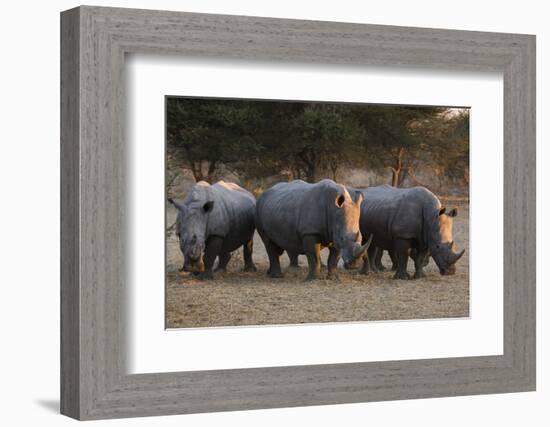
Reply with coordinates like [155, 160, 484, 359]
[390, 167, 400, 187]
[463, 168, 470, 186]
[398, 167, 408, 186]
[289, 162, 302, 181]
[206, 160, 218, 183]
[297, 147, 319, 183]
[329, 160, 338, 181]
[305, 164, 318, 183]
[189, 160, 203, 182]
[187, 159, 218, 183]
[389, 147, 405, 187]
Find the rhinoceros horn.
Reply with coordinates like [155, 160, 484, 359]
[168, 198, 187, 212]
[451, 248, 465, 264]
[352, 234, 373, 259]
[168, 198, 180, 209]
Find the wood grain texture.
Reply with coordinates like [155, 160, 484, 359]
[60, 7, 80, 419]
[60, 6, 536, 420]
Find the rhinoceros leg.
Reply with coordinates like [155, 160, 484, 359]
[360, 246, 377, 274]
[326, 247, 340, 279]
[410, 248, 417, 262]
[214, 252, 231, 272]
[287, 251, 299, 268]
[389, 250, 398, 271]
[413, 248, 429, 279]
[370, 247, 381, 273]
[303, 235, 322, 281]
[374, 248, 386, 271]
[242, 239, 257, 272]
[262, 237, 284, 278]
[393, 239, 412, 280]
[197, 236, 224, 280]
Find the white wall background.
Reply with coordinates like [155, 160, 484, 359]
[0, 0, 546, 425]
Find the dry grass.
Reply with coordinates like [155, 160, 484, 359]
[166, 201, 469, 328]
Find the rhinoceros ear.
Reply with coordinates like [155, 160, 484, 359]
[203, 200, 214, 213]
[335, 193, 346, 208]
[438, 207, 446, 216]
[448, 207, 458, 217]
[168, 198, 179, 209]
[354, 191, 364, 205]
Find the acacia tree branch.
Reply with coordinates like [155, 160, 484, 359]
[297, 148, 315, 169]
[406, 168, 434, 192]
[207, 160, 218, 182]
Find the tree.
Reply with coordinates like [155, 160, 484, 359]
[166, 98, 263, 182]
[353, 106, 445, 186]
[289, 104, 363, 182]
[421, 109, 470, 189]
[166, 97, 469, 194]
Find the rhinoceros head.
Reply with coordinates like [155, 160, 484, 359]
[430, 206, 465, 275]
[332, 189, 371, 267]
[168, 196, 214, 273]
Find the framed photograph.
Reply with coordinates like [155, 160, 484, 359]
[61, 6, 535, 420]
[164, 97, 470, 329]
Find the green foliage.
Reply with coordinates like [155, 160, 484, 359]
[288, 104, 364, 181]
[422, 109, 470, 185]
[166, 98, 264, 180]
[166, 97, 469, 188]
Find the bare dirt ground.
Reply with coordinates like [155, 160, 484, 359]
[166, 200, 469, 328]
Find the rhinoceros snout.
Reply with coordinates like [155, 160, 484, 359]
[439, 265, 456, 276]
[344, 259, 360, 270]
[183, 256, 205, 273]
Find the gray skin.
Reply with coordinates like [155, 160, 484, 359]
[352, 185, 465, 280]
[345, 187, 430, 274]
[287, 251, 300, 268]
[255, 179, 371, 281]
[287, 252, 326, 269]
[357, 247, 429, 273]
[168, 180, 257, 280]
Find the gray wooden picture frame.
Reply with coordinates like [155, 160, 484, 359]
[60, 5, 536, 420]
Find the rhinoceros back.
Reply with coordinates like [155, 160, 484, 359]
[256, 180, 345, 252]
[186, 180, 256, 252]
[358, 185, 442, 249]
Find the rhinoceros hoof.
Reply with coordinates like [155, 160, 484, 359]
[243, 264, 257, 272]
[196, 271, 214, 280]
[413, 271, 426, 279]
[267, 270, 284, 278]
[304, 275, 321, 282]
[393, 271, 411, 280]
